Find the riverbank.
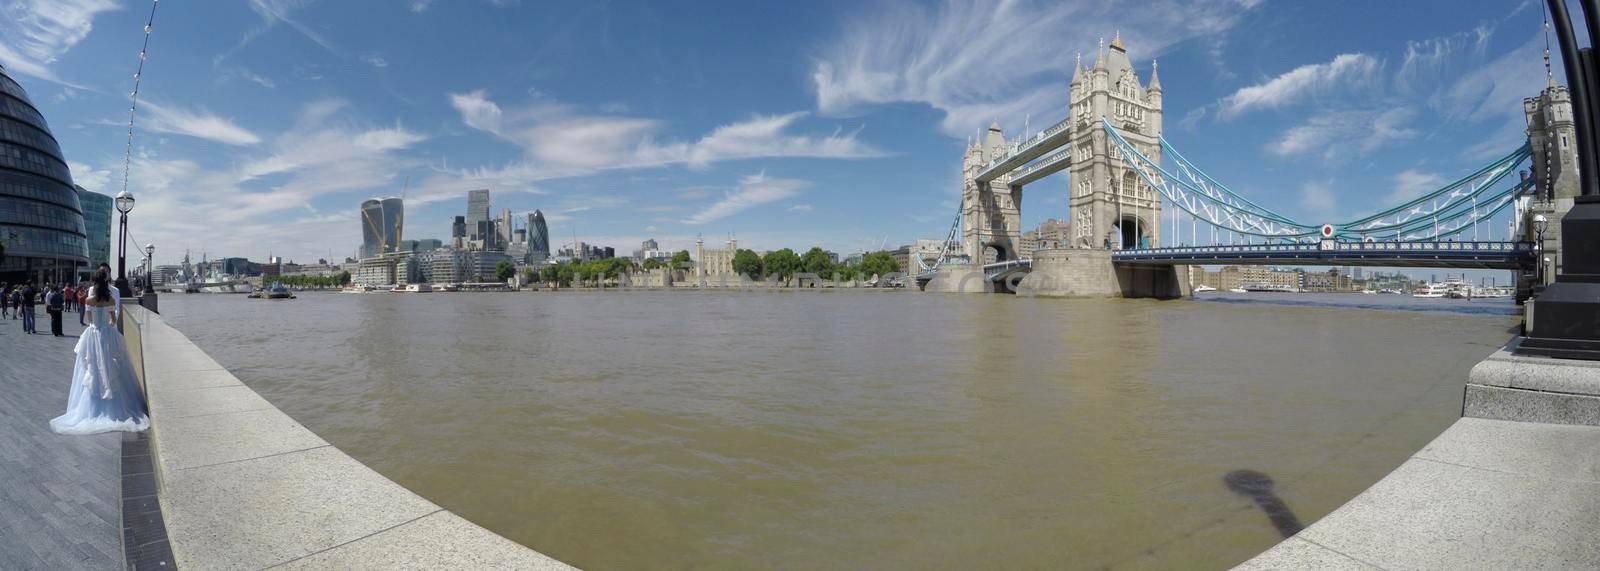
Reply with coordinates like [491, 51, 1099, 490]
[1238, 339, 1600, 569]
[125, 306, 572, 569]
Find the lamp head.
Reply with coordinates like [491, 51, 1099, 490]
[114, 190, 135, 214]
[1534, 213, 1549, 234]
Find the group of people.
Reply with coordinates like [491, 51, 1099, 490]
[1, 280, 96, 337]
[4, 263, 147, 435]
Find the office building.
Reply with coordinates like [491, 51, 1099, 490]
[467, 189, 491, 245]
[76, 185, 112, 271]
[0, 63, 88, 284]
[528, 210, 550, 258]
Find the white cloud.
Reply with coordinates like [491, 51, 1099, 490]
[66, 160, 111, 192]
[1218, 54, 1382, 119]
[217, 0, 340, 65]
[1396, 24, 1494, 94]
[1299, 180, 1336, 219]
[141, 101, 263, 146]
[683, 172, 808, 225]
[787, 204, 814, 212]
[1267, 108, 1416, 161]
[812, 0, 1260, 137]
[1388, 169, 1446, 204]
[410, 0, 434, 12]
[447, 91, 884, 181]
[237, 68, 277, 89]
[0, 0, 118, 85]
[360, 53, 388, 68]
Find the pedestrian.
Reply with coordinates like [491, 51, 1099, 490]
[20, 283, 38, 334]
[0, 282, 9, 319]
[63, 282, 75, 312]
[76, 283, 88, 326]
[45, 284, 64, 337]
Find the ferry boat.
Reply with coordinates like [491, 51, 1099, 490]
[341, 284, 380, 293]
[1412, 282, 1451, 298]
[264, 282, 294, 299]
[1242, 283, 1296, 293]
[403, 284, 427, 293]
[1228, 287, 1248, 293]
[431, 283, 460, 292]
[1194, 285, 1217, 293]
[1361, 289, 1377, 295]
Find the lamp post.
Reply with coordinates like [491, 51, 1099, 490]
[114, 190, 135, 298]
[1517, 0, 1600, 360]
[144, 244, 155, 291]
[1534, 214, 1549, 285]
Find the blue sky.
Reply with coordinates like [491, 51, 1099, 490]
[0, 0, 1556, 270]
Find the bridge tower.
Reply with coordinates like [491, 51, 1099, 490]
[1067, 34, 1163, 250]
[1524, 82, 1582, 284]
[962, 123, 1022, 264]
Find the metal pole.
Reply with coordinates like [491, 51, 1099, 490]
[1548, 0, 1598, 195]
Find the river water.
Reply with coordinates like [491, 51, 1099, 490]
[158, 290, 1517, 569]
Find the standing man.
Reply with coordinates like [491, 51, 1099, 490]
[76, 283, 88, 326]
[1, 282, 9, 319]
[45, 285, 63, 337]
[20, 282, 37, 334]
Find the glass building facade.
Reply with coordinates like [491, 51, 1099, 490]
[529, 209, 550, 257]
[77, 185, 112, 270]
[0, 64, 87, 285]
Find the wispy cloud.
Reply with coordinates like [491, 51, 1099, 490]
[0, 0, 118, 85]
[216, 0, 341, 65]
[1388, 169, 1446, 204]
[360, 53, 388, 68]
[787, 204, 814, 212]
[684, 172, 807, 225]
[410, 0, 434, 13]
[1267, 108, 1416, 161]
[812, 0, 1261, 137]
[1217, 54, 1383, 119]
[141, 101, 263, 146]
[447, 90, 884, 181]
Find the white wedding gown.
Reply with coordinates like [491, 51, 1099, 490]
[49, 303, 149, 435]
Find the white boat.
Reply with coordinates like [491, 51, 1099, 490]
[341, 284, 379, 293]
[431, 283, 459, 292]
[1361, 289, 1377, 295]
[1412, 282, 1450, 298]
[1194, 285, 1217, 293]
[403, 284, 428, 293]
[1228, 287, 1248, 293]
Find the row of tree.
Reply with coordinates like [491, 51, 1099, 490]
[272, 271, 351, 288]
[733, 247, 898, 280]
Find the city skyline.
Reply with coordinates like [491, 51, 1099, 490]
[0, 1, 1552, 273]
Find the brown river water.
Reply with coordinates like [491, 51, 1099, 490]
[158, 290, 1517, 569]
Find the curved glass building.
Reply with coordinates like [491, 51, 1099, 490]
[360, 199, 383, 258]
[0, 63, 87, 285]
[528, 209, 549, 258]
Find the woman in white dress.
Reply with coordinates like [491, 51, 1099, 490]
[50, 270, 149, 435]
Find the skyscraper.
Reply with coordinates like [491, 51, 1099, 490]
[360, 199, 384, 258]
[381, 197, 404, 255]
[76, 185, 112, 270]
[498, 207, 513, 248]
[528, 209, 550, 258]
[451, 216, 466, 239]
[467, 189, 491, 245]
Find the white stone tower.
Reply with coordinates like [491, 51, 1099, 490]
[1066, 33, 1163, 250]
[961, 123, 1023, 264]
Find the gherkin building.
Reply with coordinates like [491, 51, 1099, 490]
[0, 63, 88, 284]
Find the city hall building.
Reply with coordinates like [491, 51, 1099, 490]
[0, 63, 89, 285]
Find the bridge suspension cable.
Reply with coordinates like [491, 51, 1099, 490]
[1102, 120, 1534, 243]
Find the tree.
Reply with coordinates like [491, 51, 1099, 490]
[522, 267, 537, 284]
[801, 247, 831, 274]
[642, 258, 663, 271]
[495, 260, 516, 281]
[835, 265, 858, 281]
[762, 248, 802, 279]
[732, 249, 763, 277]
[670, 250, 692, 267]
[860, 251, 899, 279]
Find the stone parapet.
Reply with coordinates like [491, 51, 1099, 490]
[1465, 338, 1600, 425]
[124, 307, 572, 569]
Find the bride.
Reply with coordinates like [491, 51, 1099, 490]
[50, 269, 149, 435]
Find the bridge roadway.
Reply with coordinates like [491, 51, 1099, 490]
[1110, 240, 1536, 270]
[974, 117, 1074, 184]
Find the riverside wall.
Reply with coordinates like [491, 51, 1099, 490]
[1236, 339, 1600, 569]
[125, 306, 573, 569]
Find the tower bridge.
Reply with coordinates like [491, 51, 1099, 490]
[916, 34, 1572, 299]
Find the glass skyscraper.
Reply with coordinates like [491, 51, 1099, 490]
[467, 189, 491, 244]
[529, 209, 550, 258]
[359, 197, 404, 258]
[0, 63, 87, 284]
[76, 185, 112, 270]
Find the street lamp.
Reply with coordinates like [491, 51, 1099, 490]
[144, 244, 155, 291]
[1534, 214, 1548, 285]
[114, 190, 135, 297]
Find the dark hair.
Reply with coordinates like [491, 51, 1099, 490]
[93, 270, 112, 302]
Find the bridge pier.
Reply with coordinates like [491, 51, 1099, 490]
[1015, 249, 1189, 299]
[921, 266, 993, 293]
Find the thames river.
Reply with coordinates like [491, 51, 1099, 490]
[159, 290, 1517, 569]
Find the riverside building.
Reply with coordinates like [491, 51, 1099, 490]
[0, 63, 88, 284]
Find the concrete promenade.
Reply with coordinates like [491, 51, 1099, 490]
[0, 317, 122, 570]
[129, 307, 572, 569]
[1238, 341, 1600, 569]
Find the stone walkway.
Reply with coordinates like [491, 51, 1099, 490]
[0, 313, 122, 570]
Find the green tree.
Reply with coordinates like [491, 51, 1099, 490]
[670, 250, 692, 267]
[835, 265, 858, 281]
[522, 267, 537, 284]
[762, 248, 802, 279]
[801, 247, 831, 274]
[495, 260, 516, 281]
[860, 251, 899, 278]
[642, 258, 663, 271]
[731, 249, 763, 277]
